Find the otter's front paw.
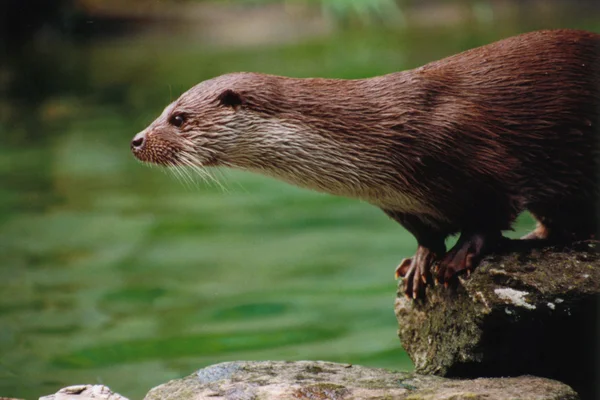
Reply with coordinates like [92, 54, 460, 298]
[435, 231, 501, 284]
[395, 245, 439, 299]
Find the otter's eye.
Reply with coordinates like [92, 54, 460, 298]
[169, 114, 186, 128]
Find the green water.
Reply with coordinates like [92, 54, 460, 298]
[1, 15, 598, 399]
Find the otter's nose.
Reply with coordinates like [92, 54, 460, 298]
[131, 132, 146, 151]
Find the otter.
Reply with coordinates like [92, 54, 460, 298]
[131, 29, 600, 299]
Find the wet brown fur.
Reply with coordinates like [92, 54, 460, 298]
[132, 29, 600, 297]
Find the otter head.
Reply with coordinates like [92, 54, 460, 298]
[130, 72, 345, 190]
[130, 73, 270, 170]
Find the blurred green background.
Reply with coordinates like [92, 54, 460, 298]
[1, 0, 599, 398]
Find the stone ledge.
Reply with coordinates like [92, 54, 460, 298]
[143, 360, 577, 400]
[395, 242, 600, 399]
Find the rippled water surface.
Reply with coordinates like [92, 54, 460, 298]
[1, 10, 598, 398]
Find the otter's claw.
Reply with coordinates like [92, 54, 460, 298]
[436, 231, 501, 284]
[395, 245, 440, 300]
[395, 258, 412, 280]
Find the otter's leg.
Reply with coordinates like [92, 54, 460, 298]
[436, 230, 503, 284]
[383, 210, 447, 299]
[521, 219, 550, 240]
[524, 201, 598, 242]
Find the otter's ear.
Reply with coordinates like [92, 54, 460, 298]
[217, 89, 245, 109]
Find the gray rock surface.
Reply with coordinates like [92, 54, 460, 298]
[39, 385, 129, 400]
[395, 242, 600, 399]
[143, 360, 577, 400]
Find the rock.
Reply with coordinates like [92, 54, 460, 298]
[143, 360, 577, 400]
[39, 385, 129, 400]
[395, 242, 600, 400]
